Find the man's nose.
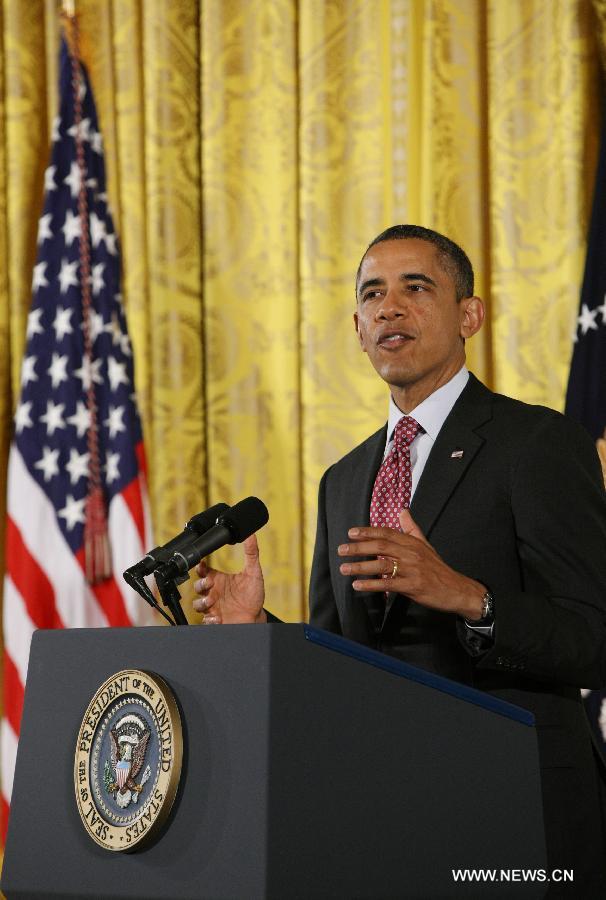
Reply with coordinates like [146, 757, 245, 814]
[377, 289, 408, 319]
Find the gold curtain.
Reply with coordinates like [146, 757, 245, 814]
[0, 0, 603, 630]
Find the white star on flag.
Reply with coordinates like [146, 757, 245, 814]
[105, 451, 121, 484]
[37, 213, 53, 245]
[32, 262, 49, 293]
[64, 160, 82, 198]
[74, 356, 103, 391]
[44, 165, 57, 191]
[104, 232, 117, 256]
[597, 295, 606, 323]
[577, 304, 598, 335]
[91, 130, 103, 154]
[89, 262, 105, 296]
[26, 308, 44, 338]
[62, 209, 81, 245]
[83, 310, 105, 344]
[51, 115, 61, 142]
[58, 258, 79, 294]
[105, 313, 122, 347]
[67, 117, 91, 142]
[34, 446, 60, 482]
[47, 352, 69, 389]
[58, 494, 86, 531]
[66, 401, 91, 438]
[108, 356, 129, 392]
[39, 399, 66, 435]
[14, 401, 33, 433]
[65, 448, 90, 485]
[104, 405, 126, 438]
[53, 306, 74, 341]
[90, 212, 106, 248]
[20, 356, 38, 387]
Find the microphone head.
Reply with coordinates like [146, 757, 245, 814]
[219, 496, 269, 543]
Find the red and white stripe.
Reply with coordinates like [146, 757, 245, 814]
[1, 442, 156, 839]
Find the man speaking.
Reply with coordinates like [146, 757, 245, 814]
[193, 225, 606, 895]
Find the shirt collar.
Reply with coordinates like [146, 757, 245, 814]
[387, 366, 469, 443]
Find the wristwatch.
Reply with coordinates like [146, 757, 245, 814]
[464, 589, 495, 629]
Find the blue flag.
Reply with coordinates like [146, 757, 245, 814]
[565, 105, 606, 757]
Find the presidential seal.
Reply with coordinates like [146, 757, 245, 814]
[74, 670, 183, 851]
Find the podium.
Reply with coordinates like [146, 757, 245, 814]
[2, 624, 547, 898]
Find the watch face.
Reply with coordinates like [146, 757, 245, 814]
[482, 592, 494, 620]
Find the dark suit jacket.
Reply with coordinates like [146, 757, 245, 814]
[309, 374, 606, 896]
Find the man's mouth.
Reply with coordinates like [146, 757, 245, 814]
[377, 331, 415, 347]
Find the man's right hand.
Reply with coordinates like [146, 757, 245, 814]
[192, 534, 267, 624]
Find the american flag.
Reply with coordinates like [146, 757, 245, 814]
[1, 35, 155, 837]
[565, 104, 606, 761]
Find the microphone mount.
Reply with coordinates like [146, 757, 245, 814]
[123, 502, 230, 626]
[153, 497, 269, 625]
[123, 498, 269, 626]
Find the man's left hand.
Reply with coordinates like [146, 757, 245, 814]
[338, 509, 486, 621]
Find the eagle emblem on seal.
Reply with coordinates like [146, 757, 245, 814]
[103, 713, 152, 809]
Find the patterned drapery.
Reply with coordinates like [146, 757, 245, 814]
[0, 0, 604, 626]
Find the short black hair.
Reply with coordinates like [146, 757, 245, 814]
[355, 224, 474, 301]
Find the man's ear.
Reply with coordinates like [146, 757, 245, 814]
[459, 296, 484, 339]
[353, 311, 366, 350]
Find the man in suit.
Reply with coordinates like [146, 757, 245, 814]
[193, 225, 606, 895]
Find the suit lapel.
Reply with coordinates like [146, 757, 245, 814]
[384, 375, 493, 625]
[342, 428, 386, 529]
[336, 426, 386, 632]
[410, 374, 493, 539]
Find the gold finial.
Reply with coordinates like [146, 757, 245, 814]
[60, 0, 78, 59]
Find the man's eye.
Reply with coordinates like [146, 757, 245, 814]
[408, 283, 425, 292]
[363, 290, 383, 301]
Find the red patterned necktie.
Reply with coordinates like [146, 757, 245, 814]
[370, 416, 422, 529]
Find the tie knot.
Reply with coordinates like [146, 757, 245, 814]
[392, 415, 421, 449]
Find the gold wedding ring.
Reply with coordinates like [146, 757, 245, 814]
[390, 559, 399, 579]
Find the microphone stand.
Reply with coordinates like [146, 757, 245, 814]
[126, 496, 268, 626]
[153, 566, 189, 626]
[123, 570, 176, 626]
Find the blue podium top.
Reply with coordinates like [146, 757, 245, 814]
[304, 624, 535, 726]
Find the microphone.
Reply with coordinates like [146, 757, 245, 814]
[123, 502, 230, 580]
[154, 496, 269, 585]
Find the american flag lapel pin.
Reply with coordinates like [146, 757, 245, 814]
[450, 449, 464, 459]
